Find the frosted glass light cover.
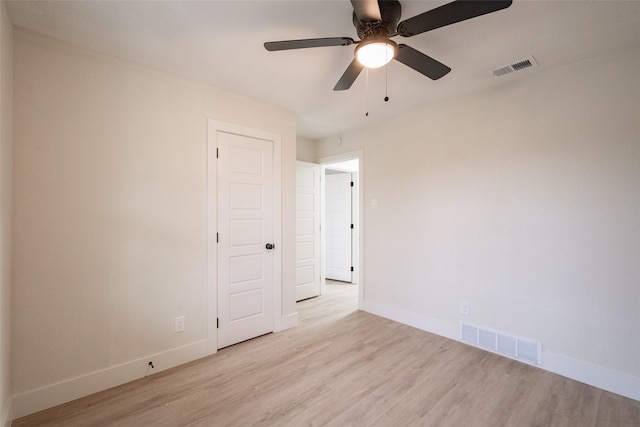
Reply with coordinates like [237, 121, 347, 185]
[356, 42, 395, 68]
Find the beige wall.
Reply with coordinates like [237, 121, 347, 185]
[0, 2, 13, 424]
[318, 45, 640, 397]
[296, 136, 317, 162]
[11, 29, 297, 413]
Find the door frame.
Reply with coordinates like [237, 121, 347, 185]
[207, 119, 282, 353]
[319, 149, 364, 309]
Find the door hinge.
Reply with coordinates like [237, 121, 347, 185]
[350, 181, 354, 187]
[351, 266, 354, 272]
[216, 318, 219, 329]
[216, 233, 219, 243]
[216, 148, 219, 158]
[350, 224, 354, 229]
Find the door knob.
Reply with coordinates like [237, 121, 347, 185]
[265, 243, 274, 250]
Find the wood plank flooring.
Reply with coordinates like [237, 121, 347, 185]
[13, 283, 640, 426]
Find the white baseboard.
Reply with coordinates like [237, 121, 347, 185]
[361, 300, 459, 341]
[12, 338, 212, 420]
[543, 351, 640, 401]
[278, 311, 298, 331]
[1, 397, 11, 427]
[361, 299, 639, 402]
[12, 311, 301, 421]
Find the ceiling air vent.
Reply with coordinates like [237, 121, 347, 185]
[491, 56, 538, 77]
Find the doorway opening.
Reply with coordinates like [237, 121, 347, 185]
[320, 151, 363, 308]
[295, 150, 363, 308]
[323, 161, 358, 284]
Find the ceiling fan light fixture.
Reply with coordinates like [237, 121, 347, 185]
[356, 39, 397, 68]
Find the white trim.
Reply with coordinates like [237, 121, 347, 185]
[1, 397, 11, 427]
[206, 122, 219, 354]
[272, 131, 283, 332]
[318, 150, 364, 308]
[11, 339, 210, 419]
[362, 298, 640, 402]
[279, 312, 299, 332]
[543, 351, 640, 401]
[361, 300, 459, 341]
[207, 119, 284, 342]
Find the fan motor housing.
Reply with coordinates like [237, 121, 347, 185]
[353, 0, 402, 39]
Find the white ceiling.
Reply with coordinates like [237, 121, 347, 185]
[6, 0, 640, 140]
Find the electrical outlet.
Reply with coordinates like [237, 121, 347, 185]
[174, 316, 185, 333]
[459, 301, 470, 316]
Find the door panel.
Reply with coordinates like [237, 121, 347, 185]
[295, 161, 321, 301]
[229, 183, 262, 209]
[230, 219, 263, 245]
[218, 131, 274, 348]
[325, 172, 352, 282]
[229, 289, 263, 320]
[230, 255, 262, 283]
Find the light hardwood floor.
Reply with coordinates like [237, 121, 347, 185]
[14, 283, 640, 426]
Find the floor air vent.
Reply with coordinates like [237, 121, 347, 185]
[492, 56, 538, 77]
[460, 322, 542, 365]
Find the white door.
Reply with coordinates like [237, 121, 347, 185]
[217, 131, 274, 348]
[325, 172, 353, 282]
[296, 161, 321, 301]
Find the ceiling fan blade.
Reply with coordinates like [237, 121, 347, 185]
[264, 37, 355, 51]
[351, 0, 382, 22]
[397, 0, 512, 37]
[395, 44, 451, 80]
[334, 59, 365, 91]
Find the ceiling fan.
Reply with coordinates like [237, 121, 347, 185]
[264, 0, 512, 91]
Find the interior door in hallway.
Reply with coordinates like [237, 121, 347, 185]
[217, 131, 275, 348]
[325, 171, 353, 282]
[296, 161, 321, 301]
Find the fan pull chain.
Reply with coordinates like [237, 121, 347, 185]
[365, 67, 369, 117]
[384, 61, 389, 102]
